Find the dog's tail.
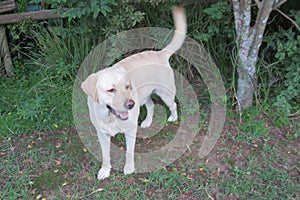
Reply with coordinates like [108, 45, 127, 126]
[161, 7, 187, 58]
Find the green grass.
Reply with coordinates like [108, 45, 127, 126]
[0, 112, 299, 199]
[0, 64, 73, 137]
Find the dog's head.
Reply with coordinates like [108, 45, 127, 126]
[81, 66, 135, 120]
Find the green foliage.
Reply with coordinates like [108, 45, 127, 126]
[265, 10, 300, 115]
[7, 0, 38, 49]
[139, 0, 179, 27]
[0, 63, 73, 137]
[61, 0, 118, 19]
[16, 0, 29, 12]
[189, 1, 235, 81]
[101, 2, 145, 36]
[29, 0, 118, 19]
[286, 124, 300, 140]
[31, 24, 94, 81]
[266, 106, 291, 128]
[192, 1, 234, 42]
[238, 119, 270, 141]
[16, 95, 45, 120]
[7, 20, 34, 40]
[30, 0, 145, 37]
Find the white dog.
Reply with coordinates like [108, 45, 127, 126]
[81, 7, 186, 180]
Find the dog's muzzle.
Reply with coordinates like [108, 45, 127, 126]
[106, 100, 135, 120]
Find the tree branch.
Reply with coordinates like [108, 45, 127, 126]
[273, 0, 287, 9]
[240, 0, 251, 35]
[250, 0, 274, 55]
[232, 0, 241, 37]
[254, 0, 262, 9]
[275, 8, 300, 32]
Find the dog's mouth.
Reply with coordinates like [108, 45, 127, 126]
[106, 105, 129, 120]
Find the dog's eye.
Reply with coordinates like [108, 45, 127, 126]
[107, 88, 116, 93]
[125, 85, 131, 90]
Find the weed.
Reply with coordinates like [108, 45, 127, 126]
[238, 119, 270, 142]
[233, 108, 270, 142]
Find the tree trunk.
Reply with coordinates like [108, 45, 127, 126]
[236, 62, 255, 109]
[232, 0, 287, 109]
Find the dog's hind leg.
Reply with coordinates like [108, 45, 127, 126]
[156, 89, 178, 122]
[140, 98, 154, 128]
[166, 100, 178, 122]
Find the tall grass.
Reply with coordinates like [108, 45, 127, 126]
[31, 24, 96, 81]
[0, 23, 97, 137]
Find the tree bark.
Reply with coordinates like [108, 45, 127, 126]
[232, 0, 287, 109]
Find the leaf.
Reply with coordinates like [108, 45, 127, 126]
[126, 179, 135, 184]
[55, 160, 61, 166]
[93, 9, 100, 19]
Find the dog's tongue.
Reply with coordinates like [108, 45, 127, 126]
[116, 111, 129, 120]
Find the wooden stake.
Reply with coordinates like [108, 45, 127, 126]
[0, 25, 13, 76]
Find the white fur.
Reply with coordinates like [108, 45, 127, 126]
[81, 7, 186, 180]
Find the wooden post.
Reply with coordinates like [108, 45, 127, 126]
[0, 0, 16, 13]
[0, 0, 15, 76]
[0, 9, 63, 76]
[0, 10, 62, 25]
[0, 25, 13, 76]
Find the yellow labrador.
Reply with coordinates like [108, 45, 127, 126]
[81, 7, 186, 180]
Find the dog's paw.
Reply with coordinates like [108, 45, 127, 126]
[97, 167, 111, 180]
[167, 115, 177, 122]
[124, 164, 135, 175]
[140, 119, 152, 128]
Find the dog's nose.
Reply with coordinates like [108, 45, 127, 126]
[125, 100, 135, 109]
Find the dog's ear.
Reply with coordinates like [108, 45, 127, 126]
[81, 73, 99, 102]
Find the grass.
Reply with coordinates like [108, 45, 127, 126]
[0, 63, 73, 138]
[0, 108, 299, 199]
[1, 129, 299, 199]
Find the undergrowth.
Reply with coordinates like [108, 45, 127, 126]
[0, 63, 73, 137]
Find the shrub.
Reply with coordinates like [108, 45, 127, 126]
[265, 10, 300, 115]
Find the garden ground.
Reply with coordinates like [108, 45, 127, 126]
[1, 111, 299, 199]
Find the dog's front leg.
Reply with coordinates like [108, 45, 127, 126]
[97, 130, 111, 180]
[124, 133, 136, 175]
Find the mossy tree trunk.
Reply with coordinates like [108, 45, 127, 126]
[232, 0, 287, 109]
